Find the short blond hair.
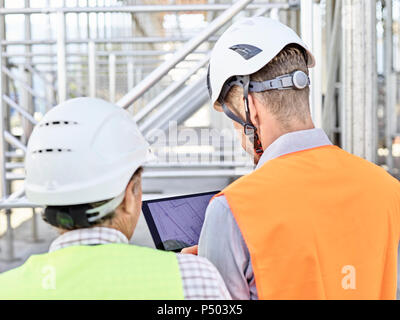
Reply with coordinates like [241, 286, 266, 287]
[225, 45, 311, 130]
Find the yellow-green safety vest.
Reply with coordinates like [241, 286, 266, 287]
[0, 243, 184, 300]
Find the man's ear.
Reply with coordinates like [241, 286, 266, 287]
[247, 94, 261, 129]
[123, 179, 136, 214]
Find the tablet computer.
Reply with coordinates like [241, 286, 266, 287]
[142, 191, 219, 252]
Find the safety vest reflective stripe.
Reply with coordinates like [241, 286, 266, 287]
[219, 145, 400, 300]
[0, 243, 184, 300]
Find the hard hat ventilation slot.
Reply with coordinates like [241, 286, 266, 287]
[33, 148, 72, 154]
[40, 121, 78, 127]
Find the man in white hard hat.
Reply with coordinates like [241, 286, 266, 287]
[0, 97, 231, 300]
[187, 17, 400, 300]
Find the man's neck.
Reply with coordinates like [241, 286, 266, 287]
[261, 121, 315, 151]
[255, 127, 332, 169]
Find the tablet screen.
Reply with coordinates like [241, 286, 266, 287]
[142, 191, 219, 251]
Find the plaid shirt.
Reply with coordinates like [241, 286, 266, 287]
[49, 227, 231, 300]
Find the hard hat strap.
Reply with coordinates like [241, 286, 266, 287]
[242, 76, 252, 125]
[221, 101, 247, 127]
[85, 192, 125, 223]
[219, 70, 308, 156]
[248, 71, 310, 92]
[219, 76, 256, 136]
[218, 70, 310, 133]
[219, 70, 310, 99]
[219, 75, 264, 156]
[221, 100, 263, 157]
[43, 192, 125, 229]
[242, 77, 264, 156]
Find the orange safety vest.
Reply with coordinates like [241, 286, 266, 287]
[217, 145, 400, 300]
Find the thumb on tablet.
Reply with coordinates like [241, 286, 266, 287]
[181, 245, 198, 255]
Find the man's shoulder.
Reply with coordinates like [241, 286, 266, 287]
[205, 194, 242, 228]
[0, 253, 41, 286]
[338, 147, 400, 186]
[208, 194, 231, 212]
[308, 147, 400, 202]
[0, 263, 23, 280]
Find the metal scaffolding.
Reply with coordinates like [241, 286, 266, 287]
[341, 0, 378, 162]
[0, 0, 298, 261]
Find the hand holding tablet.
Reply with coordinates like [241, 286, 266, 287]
[142, 191, 219, 252]
[180, 245, 198, 255]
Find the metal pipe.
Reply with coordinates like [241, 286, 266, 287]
[0, 201, 43, 209]
[116, 0, 255, 109]
[19, 65, 33, 144]
[134, 55, 209, 122]
[109, 53, 116, 103]
[1, 50, 209, 58]
[3, 95, 37, 125]
[312, 3, 322, 128]
[45, 73, 55, 112]
[57, 11, 67, 103]
[6, 173, 25, 181]
[0, 0, 6, 202]
[6, 187, 25, 202]
[0, 3, 288, 15]
[341, 0, 377, 162]
[157, 86, 209, 133]
[88, 40, 96, 97]
[24, 64, 56, 91]
[5, 162, 25, 169]
[145, 162, 252, 168]
[31, 208, 40, 243]
[142, 169, 252, 178]
[385, 0, 395, 172]
[3, 169, 253, 183]
[140, 76, 205, 133]
[300, 0, 322, 128]
[322, 0, 341, 140]
[2, 209, 19, 262]
[4, 131, 27, 153]
[1, 67, 47, 103]
[5, 152, 24, 158]
[127, 59, 134, 91]
[0, 36, 219, 46]
[23, 0, 33, 145]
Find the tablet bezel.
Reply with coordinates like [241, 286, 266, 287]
[142, 190, 220, 251]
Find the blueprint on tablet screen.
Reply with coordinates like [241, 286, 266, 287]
[147, 193, 215, 249]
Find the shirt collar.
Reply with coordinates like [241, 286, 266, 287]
[256, 128, 333, 170]
[49, 227, 129, 253]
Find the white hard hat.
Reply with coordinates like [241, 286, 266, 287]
[25, 97, 150, 207]
[207, 16, 315, 110]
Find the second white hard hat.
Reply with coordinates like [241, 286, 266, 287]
[25, 97, 150, 206]
[207, 16, 315, 110]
